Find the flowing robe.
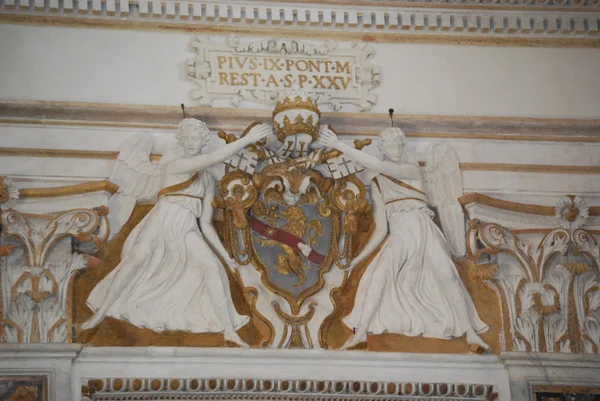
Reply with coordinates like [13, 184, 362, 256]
[87, 172, 249, 332]
[344, 174, 488, 339]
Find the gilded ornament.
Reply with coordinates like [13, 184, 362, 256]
[274, 114, 320, 143]
[272, 95, 321, 119]
[465, 200, 600, 354]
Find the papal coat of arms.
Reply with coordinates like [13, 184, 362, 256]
[74, 85, 489, 352]
[212, 89, 373, 348]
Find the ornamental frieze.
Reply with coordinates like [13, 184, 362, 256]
[0, 89, 598, 358]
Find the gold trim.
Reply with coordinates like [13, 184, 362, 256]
[385, 197, 426, 205]
[157, 173, 199, 197]
[3, 146, 599, 175]
[0, 147, 118, 159]
[0, 117, 177, 130]
[19, 180, 119, 198]
[533, 385, 600, 395]
[4, 117, 600, 143]
[459, 192, 556, 215]
[381, 173, 427, 195]
[2, 100, 600, 142]
[2, 99, 600, 125]
[460, 163, 600, 174]
[243, 0, 599, 12]
[1, 14, 600, 48]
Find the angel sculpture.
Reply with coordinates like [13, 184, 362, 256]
[81, 118, 271, 347]
[317, 127, 490, 352]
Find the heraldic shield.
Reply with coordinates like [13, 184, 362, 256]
[213, 151, 372, 348]
[210, 87, 374, 348]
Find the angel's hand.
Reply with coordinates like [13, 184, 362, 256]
[224, 256, 242, 272]
[317, 126, 342, 149]
[246, 123, 272, 143]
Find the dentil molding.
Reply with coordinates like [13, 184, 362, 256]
[0, 0, 599, 47]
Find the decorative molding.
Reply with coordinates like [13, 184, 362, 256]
[2, 147, 599, 176]
[463, 195, 600, 354]
[0, 208, 109, 343]
[0, 375, 48, 401]
[241, 0, 600, 10]
[81, 377, 499, 400]
[186, 36, 380, 111]
[0, 0, 599, 47]
[18, 181, 119, 198]
[2, 100, 600, 141]
[0, 148, 118, 160]
[460, 193, 556, 216]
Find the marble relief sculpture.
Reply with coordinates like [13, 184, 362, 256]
[58, 88, 496, 351]
[317, 127, 490, 352]
[81, 118, 270, 347]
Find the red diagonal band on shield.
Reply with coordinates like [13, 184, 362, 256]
[250, 216, 325, 265]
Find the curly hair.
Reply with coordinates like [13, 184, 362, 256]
[176, 118, 210, 140]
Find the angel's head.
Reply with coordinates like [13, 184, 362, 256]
[177, 118, 210, 156]
[378, 127, 406, 162]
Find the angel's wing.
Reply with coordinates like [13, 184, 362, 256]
[107, 132, 174, 240]
[423, 142, 466, 257]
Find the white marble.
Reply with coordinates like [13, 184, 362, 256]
[0, 343, 82, 401]
[81, 119, 268, 348]
[73, 347, 511, 400]
[503, 352, 600, 401]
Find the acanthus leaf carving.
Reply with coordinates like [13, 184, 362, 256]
[466, 195, 600, 354]
[0, 208, 107, 343]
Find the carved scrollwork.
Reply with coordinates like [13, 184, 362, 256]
[466, 217, 600, 353]
[0, 208, 108, 343]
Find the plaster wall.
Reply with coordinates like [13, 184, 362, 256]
[1, 20, 600, 401]
[1, 123, 599, 206]
[1, 24, 599, 118]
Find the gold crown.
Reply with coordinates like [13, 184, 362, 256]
[274, 114, 319, 142]
[273, 95, 321, 118]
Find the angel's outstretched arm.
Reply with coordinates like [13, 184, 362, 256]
[317, 129, 420, 180]
[199, 174, 232, 264]
[348, 180, 388, 269]
[169, 124, 271, 174]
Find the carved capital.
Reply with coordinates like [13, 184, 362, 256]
[462, 194, 600, 354]
[0, 208, 109, 343]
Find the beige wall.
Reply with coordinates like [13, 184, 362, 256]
[1, 23, 600, 118]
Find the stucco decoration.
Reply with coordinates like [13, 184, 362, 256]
[81, 377, 499, 401]
[317, 127, 489, 352]
[462, 194, 600, 354]
[186, 35, 380, 111]
[0, 207, 108, 343]
[80, 119, 270, 347]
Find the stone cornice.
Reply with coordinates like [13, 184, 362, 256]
[0, 0, 599, 47]
[2, 100, 600, 140]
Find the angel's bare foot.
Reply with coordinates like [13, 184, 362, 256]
[224, 329, 250, 349]
[80, 312, 106, 331]
[341, 329, 368, 350]
[466, 329, 490, 354]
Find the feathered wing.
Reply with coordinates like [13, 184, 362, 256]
[107, 132, 175, 240]
[423, 142, 466, 257]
